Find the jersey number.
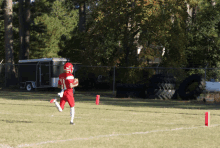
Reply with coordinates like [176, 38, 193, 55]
[60, 78, 67, 90]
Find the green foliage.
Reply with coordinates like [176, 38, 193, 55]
[0, 0, 78, 62]
[60, 0, 202, 83]
[1, 0, 220, 86]
[140, 0, 190, 67]
[62, 0, 160, 67]
[30, 0, 78, 59]
[186, 0, 220, 68]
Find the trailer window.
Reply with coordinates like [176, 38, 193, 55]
[52, 61, 65, 77]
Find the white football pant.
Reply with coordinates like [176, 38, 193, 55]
[54, 100, 62, 112]
[70, 107, 75, 122]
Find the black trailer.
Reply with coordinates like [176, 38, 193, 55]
[18, 58, 69, 91]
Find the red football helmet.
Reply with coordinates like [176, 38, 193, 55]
[64, 62, 74, 73]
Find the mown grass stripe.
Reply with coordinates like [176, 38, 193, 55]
[17, 124, 220, 147]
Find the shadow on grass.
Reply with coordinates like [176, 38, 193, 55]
[0, 119, 33, 123]
[0, 102, 55, 108]
[1, 89, 220, 110]
[75, 95, 220, 110]
[0, 89, 58, 101]
[0, 119, 58, 124]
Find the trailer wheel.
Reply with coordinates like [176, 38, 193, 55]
[26, 83, 33, 91]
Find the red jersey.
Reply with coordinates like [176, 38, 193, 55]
[58, 73, 74, 91]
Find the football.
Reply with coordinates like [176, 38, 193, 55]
[72, 78, 79, 87]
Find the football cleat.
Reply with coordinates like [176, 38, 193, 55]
[50, 98, 57, 103]
[70, 122, 75, 125]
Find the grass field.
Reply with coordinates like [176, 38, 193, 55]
[1, 89, 220, 148]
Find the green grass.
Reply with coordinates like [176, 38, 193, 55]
[1, 90, 220, 148]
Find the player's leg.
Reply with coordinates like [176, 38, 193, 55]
[70, 107, 75, 125]
[50, 98, 63, 112]
[67, 92, 75, 125]
[60, 98, 66, 111]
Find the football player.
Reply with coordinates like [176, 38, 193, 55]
[50, 62, 78, 125]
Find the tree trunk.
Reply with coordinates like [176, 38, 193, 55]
[79, 2, 86, 32]
[19, 0, 25, 60]
[24, 0, 30, 59]
[4, 0, 16, 86]
[124, 12, 130, 67]
[124, 30, 129, 67]
[19, 0, 30, 60]
[19, 0, 31, 60]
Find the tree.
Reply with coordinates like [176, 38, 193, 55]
[18, 0, 26, 60]
[4, 0, 13, 61]
[32, 0, 78, 58]
[23, 0, 30, 59]
[186, 0, 220, 68]
[79, 1, 86, 32]
[0, 0, 5, 62]
[4, 0, 16, 86]
[18, 0, 31, 60]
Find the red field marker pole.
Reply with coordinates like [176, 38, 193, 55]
[96, 95, 100, 105]
[205, 112, 210, 126]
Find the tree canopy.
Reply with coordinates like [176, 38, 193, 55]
[0, 0, 220, 70]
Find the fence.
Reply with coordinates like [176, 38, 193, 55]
[0, 63, 220, 94]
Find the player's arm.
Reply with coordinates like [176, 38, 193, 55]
[58, 78, 62, 88]
[70, 83, 74, 89]
[69, 78, 78, 88]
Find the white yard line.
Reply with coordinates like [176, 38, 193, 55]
[16, 124, 220, 148]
